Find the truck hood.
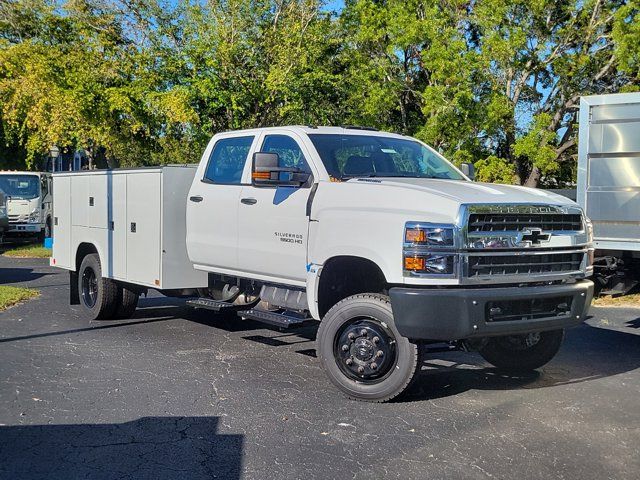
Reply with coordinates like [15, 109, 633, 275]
[348, 178, 576, 207]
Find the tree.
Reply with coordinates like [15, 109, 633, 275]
[0, 0, 157, 168]
[0, 0, 638, 179]
[340, 0, 640, 186]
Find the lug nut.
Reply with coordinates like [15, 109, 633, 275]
[372, 336, 380, 344]
[341, 344, 349, 352]
[357, 366, 365, 374]
[370, 362, 378, 370]
[360, 329, 368, 337]
[376, 350, 384, 358]
[346, 358, 353, 365]
[348, 332, 356, 340]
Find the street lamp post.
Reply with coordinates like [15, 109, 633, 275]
[49, 145, 60, 172]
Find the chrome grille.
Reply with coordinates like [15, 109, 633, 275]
[468, 213, 583, 232]
[467, 252, 584, 277]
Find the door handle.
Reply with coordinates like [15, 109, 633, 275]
[189, 195, 203, 203]
[241, 198, 257, 205]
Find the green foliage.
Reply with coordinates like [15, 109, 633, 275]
[0, 285, 38, 311]
[513, 113, 558, 176]
[2, 244, 51, 258]
[0, 0, 638, 187]
[473, 156, 517, 184]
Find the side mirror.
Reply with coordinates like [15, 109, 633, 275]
[252, 152, 311, 187]
[460, 162, 475, 181]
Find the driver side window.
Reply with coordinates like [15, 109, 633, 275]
[260, 135, 312, 174]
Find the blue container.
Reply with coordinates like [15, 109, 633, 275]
[43, 237, 53, 249]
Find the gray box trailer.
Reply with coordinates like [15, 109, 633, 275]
[51, 166, 208, 291]
[577, 92, 640, 292]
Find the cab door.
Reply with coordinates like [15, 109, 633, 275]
[238, 132, 315, 284]
[186, 135, 256, 272]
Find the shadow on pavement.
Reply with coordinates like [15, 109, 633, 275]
[0, 267, 53, 285]
[624, 317, 640, 328]
[402, 323, 640, 401]
[0, 316, 178, 344]
[0, 416, 243, 480]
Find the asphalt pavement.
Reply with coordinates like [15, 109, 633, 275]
[1, 256, 639, 479]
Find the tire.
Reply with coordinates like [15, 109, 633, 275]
[113, 286, 139, 319]
[478, 329, 564, 372]
[316, 293, 423, 403]
[44, 218, 51, 238]
[78, 253, 119, 320]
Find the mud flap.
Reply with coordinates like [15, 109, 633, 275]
[70, 271, 80, 305]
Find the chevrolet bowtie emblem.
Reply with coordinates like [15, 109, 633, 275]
[517, 228, 551, 246]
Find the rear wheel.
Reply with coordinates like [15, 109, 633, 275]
[317, 294, 422, 402]
[114, 286, 139, 319]
[478, 329, 564, 372]
[78, 253, 119, 320]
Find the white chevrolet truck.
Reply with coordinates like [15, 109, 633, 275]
[52, 126, 594, 402]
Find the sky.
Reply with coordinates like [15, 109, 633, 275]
[324, 0, 345, 12]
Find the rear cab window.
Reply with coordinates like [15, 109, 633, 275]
[204, 136, 255, 184]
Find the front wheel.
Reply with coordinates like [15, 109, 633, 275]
[317, 294, 422, 402]
[478, 329, 564, 372]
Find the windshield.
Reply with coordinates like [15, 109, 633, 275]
[0, 175, 40, 199]
[308, 134, 464, 181]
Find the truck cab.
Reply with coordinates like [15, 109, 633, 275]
[53, 126, 594, 402]
[0, 171, 52, 240]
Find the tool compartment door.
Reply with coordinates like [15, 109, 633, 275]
[126, 172, 161, 286]
[52, 176, 72, 269]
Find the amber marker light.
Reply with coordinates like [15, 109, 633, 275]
[404, 256, 425, 271]
[252, 172, 271, 180]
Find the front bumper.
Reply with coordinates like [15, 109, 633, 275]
[6, 223, 42, 234]
[389, 280, 594, 340]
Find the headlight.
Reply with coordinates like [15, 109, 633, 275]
[404, 223, 455, 248]
[404, 253, 457, 274]
[28, 209, 40, 223]
[404, 222, 458, 277]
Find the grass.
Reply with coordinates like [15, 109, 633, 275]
[0, 286, 39, 312]
[593, 293, 640, 308]
[2, 244, 51, 258]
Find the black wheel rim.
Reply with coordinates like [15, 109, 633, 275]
[498, 332, 542, 351]
[333, 317, 398, 384]
[81, 267, 98, 308]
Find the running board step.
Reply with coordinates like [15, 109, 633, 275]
[238, 309, 311, 329]
[186, 298, 243, 312]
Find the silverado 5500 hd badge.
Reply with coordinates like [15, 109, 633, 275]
[275, 232, 303, 245]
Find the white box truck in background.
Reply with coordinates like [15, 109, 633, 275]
[52, 126, 594, 402]
[0, 171, 52, 241]
[577, 93, 640, 294]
